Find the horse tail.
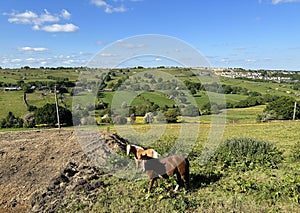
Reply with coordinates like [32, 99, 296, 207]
[152, 150, 158, 158]
[126, 144, 130, 155]
[184, 158, 190, 189]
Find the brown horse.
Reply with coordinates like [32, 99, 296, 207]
[140, 154, 190, 193]
[126, 144, 158, 170]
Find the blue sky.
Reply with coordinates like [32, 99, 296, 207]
[1, 0, 300, 70]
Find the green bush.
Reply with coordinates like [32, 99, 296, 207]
[208, 138, 283, 171]
[164, 108, 180, 123]
[291, 141, 300, 160]
[34, 103, 73, 127]
[113, 115, 127, 125]
[262, 96, 300, 120]
[0, 112, 24, 128]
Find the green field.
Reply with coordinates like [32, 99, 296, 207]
[77, 122, 300, 213]
[221, 77, 299, 97]
[1, 67, 300, 125]
[0, 68, 79, 83]
[1, 68, 300, 212]
[0, 90, 72, 119]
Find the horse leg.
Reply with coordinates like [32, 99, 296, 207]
[135, 158, 138, 169]
[182, 161, 190, 190]
[174, 170, 182, 191]
[141, 160, 145, 172]
[154, 178, 158, 187]
[148, 178, 156, 193]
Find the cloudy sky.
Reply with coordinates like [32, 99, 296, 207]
[1, 0, 300, 70]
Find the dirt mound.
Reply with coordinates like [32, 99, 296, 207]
[0, 129, 128, 212]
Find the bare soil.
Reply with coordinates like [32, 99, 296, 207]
[0, 129, 127, 213]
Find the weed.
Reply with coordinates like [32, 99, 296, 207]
[208, 137, 283, 171]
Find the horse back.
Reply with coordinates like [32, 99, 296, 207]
[162, 155, 188, 175]
[145, 155, 188, 177]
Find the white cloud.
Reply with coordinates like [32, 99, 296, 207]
[11, 59, 22, 63]
[62, 59, 88, 65]
[91, 0, 109, 7]
[61, 9, 71, 19]
[100, 53, 116, 57]
[5, 10, 59, 25]
[96, 40, 104, 45]
[105, 5, 127, 13]
[119, 42, 145, 49]
[4, 9, 79, 33]
[19, 46, 48, 52]
[35, 23, 79, 33]
[272, 0, 300, 4]
[91, 0, 127, 13]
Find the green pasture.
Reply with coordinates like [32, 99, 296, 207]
[222, 105, 265, 123]
[221, 77, 299, 98]
[71, 122, 300, 213]
[0, 90, 72, 119]
[100, 91, 175, 109]
[195, 91, 248, 108]
[0, 68, 79, 84]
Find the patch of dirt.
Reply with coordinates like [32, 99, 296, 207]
[0, 129, 128, 212]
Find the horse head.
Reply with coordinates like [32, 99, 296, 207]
[140, 153, 153, 160]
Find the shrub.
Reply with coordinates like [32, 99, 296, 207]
[291, 141, 300, 160]
[208, 138, 283, 171]
[164, 108, 180, 123]
[0, 112, 24, 128]
[34, 103, 73, 127]
[262, 96, 300, 120]
[113, 115, 127, 125]
[23, 113, 35, 128]
[182, 105, 199, 117]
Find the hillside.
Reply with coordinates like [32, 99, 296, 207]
[1, 67, 300, 126]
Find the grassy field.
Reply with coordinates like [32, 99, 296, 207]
[1, 68, 300, 212]
[75, 122, 300, 213]
[1, 67, 300, 123]
[221, 77, 299, 97]
[0, 90, 73, 119]
[0, 68, 79, 83]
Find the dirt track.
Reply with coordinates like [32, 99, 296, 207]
[0, 128, 127, 212]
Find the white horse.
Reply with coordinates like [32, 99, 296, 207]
[126, 144, 158, 170]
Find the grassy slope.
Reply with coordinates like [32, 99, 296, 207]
[0, 90, 72, 119]
[88, 122, 300, 213]
[0, 68, 79, 83]
[221, 77, 299, 98]
[1, 68, 300, 123]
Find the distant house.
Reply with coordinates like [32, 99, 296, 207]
[101, 88, 113, 92]
[4, 87, 21, 91]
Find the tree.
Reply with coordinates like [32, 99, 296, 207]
[35, 103, 73, 127]
[113, 115, 127, 125]
[130, 113, 136, 124]
[182, 105, 199, 117]
[23, 113, 35, 128]
[164, 108, 180, 123]
[0, 112, 23, 128]
[262, 96, 300, 120]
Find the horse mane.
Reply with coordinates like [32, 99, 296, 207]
[152, 150, 158, 158]
[126, 144, 144, 156]
[131, 144, 144, 150]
